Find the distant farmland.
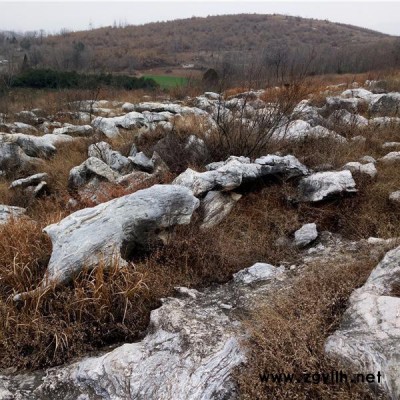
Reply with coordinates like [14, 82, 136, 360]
[143, 75, 189, 89]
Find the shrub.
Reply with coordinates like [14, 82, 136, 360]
[10, 69, 158, 91]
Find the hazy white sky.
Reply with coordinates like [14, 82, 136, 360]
[0, 1, 399, 36]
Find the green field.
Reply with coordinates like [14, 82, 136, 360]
[143, 75, 189, 89]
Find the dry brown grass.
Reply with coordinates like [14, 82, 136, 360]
[236, 256, 387, 400]
[0, 71, 399, 391]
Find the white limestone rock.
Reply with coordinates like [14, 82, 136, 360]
[341, 88, 373, 99]
[14, 185, 199, 300]
[254, 154, 309, 178]
[382, 142, 400, 150]
[176, 155, 308, 197]
[88, 142, 132, 174]
[68, 157, 120, 190]
[328, 109, 368, 127]
[0, 141, 44, 172]
[325, 245, 400, 399]
[379, 152, 400, 163]
[389, 191, 400, 205]
[233, 262, 284, 284]
[298, 170, 357, 202]
[359, 155, 376, 164]
[342, 162, 377, 178]
[0, 132, 74, 158]
[294, 223, 318, 247]
[53, 124, 94, 137]
[369, 92, 400, 114]
[128, 151, 154, 172]
[0, 205, 26, 225]
[9, 173, 48, 189]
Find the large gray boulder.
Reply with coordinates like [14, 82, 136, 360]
[325, 245, 400, 399]
[14, 185, 199, 300]
[297, 170, 357, 202]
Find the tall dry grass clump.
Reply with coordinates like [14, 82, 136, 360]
[236, 256, 387, 400]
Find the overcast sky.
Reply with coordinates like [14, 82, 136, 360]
[0, 1, 399, 36]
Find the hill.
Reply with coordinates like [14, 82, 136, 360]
[1, 14, 400, 78]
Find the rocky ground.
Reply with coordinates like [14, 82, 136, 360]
[0, 78, 399, 399]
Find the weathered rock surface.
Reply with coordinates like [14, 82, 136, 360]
[129, 151, 154, 172]
[0, 205, 26, 225]
[88, 142, 132, 174]
[0, 141, 44, 172]
[175, 155, 308, 197]
[92, 112, 147, 137]
[0, 132, 74, 158]
[294, 223, 318, 247]
[200, 191, 242, 229]
[325, 245, 400, 400]
[297, 170, 357, 202]
[69, 157, 120, 190]
[14, 185, 199, 300]
[369, 92, 400, 115]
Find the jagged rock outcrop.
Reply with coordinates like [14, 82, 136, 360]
[69, 156, 120, 190]
[175, 155, 309, 197]
[325, 245, 400, 400]
[92, 112, 147, 137]
[297, 170, 357, 202]
[14, 185, 199, 300]
[88, 142, 133, 174]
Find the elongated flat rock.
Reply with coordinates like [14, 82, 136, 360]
[14, 185, 199, 300]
